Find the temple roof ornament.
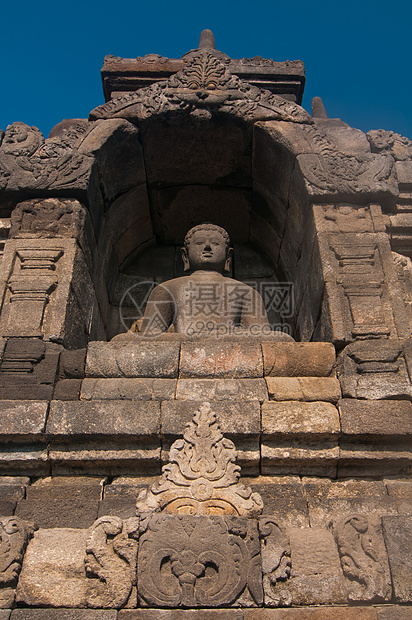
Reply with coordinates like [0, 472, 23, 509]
[136, 402, 264, 516]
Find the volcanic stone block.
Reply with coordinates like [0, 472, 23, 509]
[47, 400, 160, 438]
[16, 529, 89, 606]
[0, 401, 48, 439]
[53, 379, 82, 400]
[375, 607, 412, 620]
[303, 478, 398, 528]
[245, 475, 309, 527]
[262, 401, 340, 436]
[243, 608, 378, 619]
[97, 498, 137, 519]
[265, 527, 347, 606]
[58, 348, 86, 379]
[11, 612, 117, 620]
[262, 401, 339, 475]
[0, 476, 29, 514]
[176, 378, 268, 401]
[382, 516, 412, 602]
[15, 476, 102, 528]
[179, 342, 263, 378]
[0, 445, 49, 476]
[0, 613, 10, 620]
[81, 378, 177, 400]
[266, 377, 341, 402]
[339, 399, 412, 437]
[119, 612, 244, 619]
[262, 342, 335, 376]
[85, 341, 180, 378]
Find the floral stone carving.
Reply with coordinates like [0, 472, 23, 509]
[138, 513, 263, 607]
[89, 49, 312, 124]
[136, 401, 263, 516]
[85, 516, 140, 608]
[259, 518, 291, 606]
[0, 516, 36, 608]
[333, 514, 392, 602]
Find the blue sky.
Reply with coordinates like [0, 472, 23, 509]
[1, 0, 411, 140]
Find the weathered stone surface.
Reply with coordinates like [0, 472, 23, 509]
[49, 443, 161, 477]
[375, 607, 412, 620]
[243, 608, 378, 619]
[81, 378, 177, 400]
[0, 401, 48, 438]
[0, 446, 49, 476]
[103, 476, 157, 499]
[85, 341, 180, 378]
[59, 348, 86, 379]
[118, 611, 243, 619]
[85, 516, 139, 608]
[47, 400, 160, 438]
[53, 378, 82, 400]
[262, 401, 340, 436]
[262, 342, 335, 376]
[338, 340, 412, 400]
[97, 498, 136, 519]
[179, 342, 263, 378]
[262, 403, 339, 475]
[266, 377, 341, 402]
[137, 403, 263, 516]
[11, 611, 117, 620]
[176, 379, 268, 401]
[10, 198, 87, 239]
[0, 612, 10, 620]
[15, 494, 99, 529]
[0, 517, 35, 608]
[138, 514, 262, 607]
[161, 400, 260, 436]
[339, 399, 412, 437]
[272, 527, 347, 606]
[333, 514, 392, 602]
[245, 476, 309, 527]
[0, 340, 61, 400]
[16, 528, 90, 607]
[79, 119, 146, 202]
[382, 516, 412, 602]
[303, 478, 398, 528]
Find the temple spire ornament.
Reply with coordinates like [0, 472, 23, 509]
[136, 402, 264, 516]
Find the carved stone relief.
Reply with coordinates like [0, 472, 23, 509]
[138, 514, 263, 607]
[0, 121, 94, 193]
[85, 515, 140, 608]
[89, 49, 312, 124]
[0, 516, 36, 608]
[259, 518, 291, 606]
[333, 514, 392, 602]
[136, 402, 263, 516]
[10, 198, 87, 239]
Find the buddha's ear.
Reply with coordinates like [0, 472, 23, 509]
[181, 246, 191, 272]
[224, 247, 234, 273]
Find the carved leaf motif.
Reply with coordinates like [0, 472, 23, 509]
[182, 53, 226, 90]
[333, 514, 392, 602]
[136, 402, 263, 516]
[85, 516, 139, 608]
[138, 514, 260, 607]
[259, 518, 291, 606]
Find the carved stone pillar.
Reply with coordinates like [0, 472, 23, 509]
[312, 203, 410, 344]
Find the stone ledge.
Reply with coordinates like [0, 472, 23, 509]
[179, 341, 263, 378]
[244, 608, 378, 619]
[266, 377, 341, 403]
[0, 401, 49, 439]
[11, 612, 116, 620]
[119, 612, 244, 619]
[47, 400, 161, 438]
[339, 399, 412, 438]
[85, 340, 180, 378]
[80, 378, 177, 400]
[175, 378, 268, 401]
[262, 342, 336, 377]
[262, 401, 340, 437]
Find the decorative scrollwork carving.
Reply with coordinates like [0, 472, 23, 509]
[85, 516, 140, 608]
[136, 402, 263, 516]
[259, 518, 291, 606]
[0, 516, 36, 608]
[333, 514, 392, 602]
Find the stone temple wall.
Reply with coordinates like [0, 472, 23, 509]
[0, 32, 410, 619]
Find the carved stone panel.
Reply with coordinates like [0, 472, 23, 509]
[85, 516, 140, 608]
[137, 514, 263, 607]
[0, 516, 35, 608]
[333, 514, 392, 602]
[259, 518, 291, 606]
